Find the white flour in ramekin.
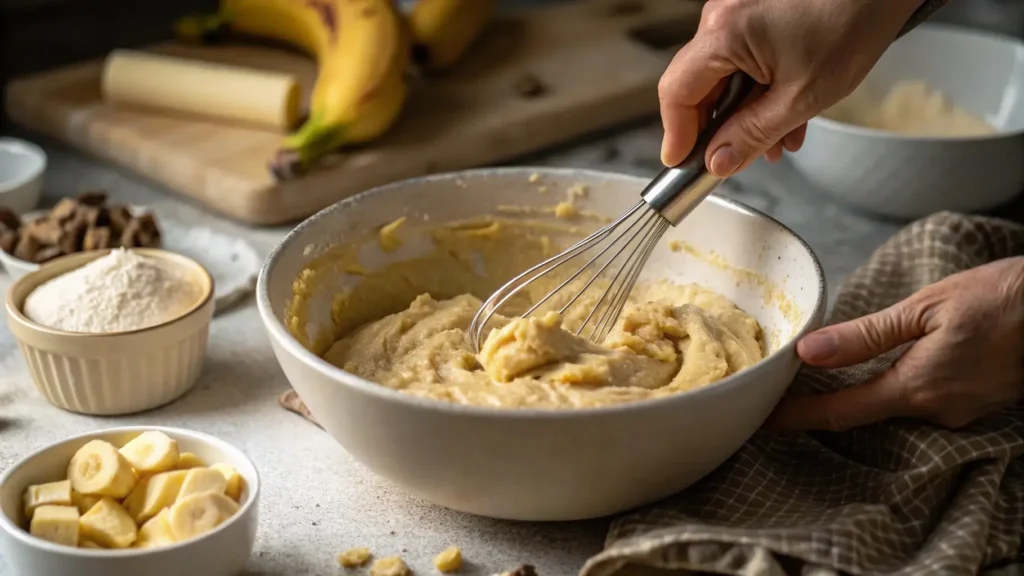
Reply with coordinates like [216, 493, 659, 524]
[23, 248, 201, 333]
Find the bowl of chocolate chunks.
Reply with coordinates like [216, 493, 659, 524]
[0, 191, 162, 279]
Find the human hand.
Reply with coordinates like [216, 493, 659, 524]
[658, 0, 924, 175]
[768, 257, 1024, 432]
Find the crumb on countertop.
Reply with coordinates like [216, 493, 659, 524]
[370, 556, 411, 576]
[433, 545, 463, 573]
[337, 547, 373, 568]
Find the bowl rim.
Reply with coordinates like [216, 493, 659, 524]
[6, 247, 215, 337]
[0, 138, 47, 195]
[810, 22, 1024, 142]
[0, 425, 260, 557]
[256, 166, 828, 419]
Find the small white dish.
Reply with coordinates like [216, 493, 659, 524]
[0, 138, 46, 215]
[790, 23, 1024, 219]
[0, 426, 260, 576]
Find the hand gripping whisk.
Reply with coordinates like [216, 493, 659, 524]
[468, 73, 756, 352]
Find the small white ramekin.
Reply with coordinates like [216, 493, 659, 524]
[5, 248, 215, 415]
[0, 426, 259, 576]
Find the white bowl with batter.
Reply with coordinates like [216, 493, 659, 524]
[257, 167, 826, 521]
[790, 23, 1024, 219]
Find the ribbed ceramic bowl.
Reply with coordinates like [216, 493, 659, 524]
[0, 426, 259, 576]
[5, 248, 214, 415]
[790, 24, 1024, 219]
[257, 167, 827, 521]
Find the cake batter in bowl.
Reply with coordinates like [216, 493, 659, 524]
[257, 168, 826, 521]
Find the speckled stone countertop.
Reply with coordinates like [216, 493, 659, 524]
[0, 122, 909, 576]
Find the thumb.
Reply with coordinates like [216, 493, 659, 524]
[797, 300, 926, 368]
[704, 85, 807, 178]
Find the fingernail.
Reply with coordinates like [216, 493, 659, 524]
[660, 140, 674, 167]
[709, 146, 741, 177]
[799, 331, 838, 361]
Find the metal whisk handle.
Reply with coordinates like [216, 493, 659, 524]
[641, 72, 756, 226]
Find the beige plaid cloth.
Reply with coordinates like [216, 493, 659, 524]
[280, 212, 1024, 575]
[580, 212, 1024, 576]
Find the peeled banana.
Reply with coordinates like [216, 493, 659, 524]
[177, 0, 411, 178]
[408, 0, 497, 71]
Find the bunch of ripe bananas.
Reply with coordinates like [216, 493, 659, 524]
[176, 0, 497, 178]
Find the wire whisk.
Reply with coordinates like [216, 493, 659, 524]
[468, 73, 755, 352]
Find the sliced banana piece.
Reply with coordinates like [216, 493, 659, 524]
[71, 491, 102, 515]
[168, 492, 239, 541]
[67, 440, 138, 498]
[23, 479, 72, 519]
[123, 469, 189, 524]
[29, 505, 80, 547]
[119, 431, 180, 475]
[135, 507, 176, 548]
[175, 452, 207, 470]
[210, 463, 244, 502]
[79, 497, 138, 549]
[79, 538, 104, 549]
[176, 467, 228, 501]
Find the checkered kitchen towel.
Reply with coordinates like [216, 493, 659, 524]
[577, 212, 1024, 576]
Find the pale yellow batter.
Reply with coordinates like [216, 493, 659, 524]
[293, 216, 766, 410]
[824, 80, 995, 137]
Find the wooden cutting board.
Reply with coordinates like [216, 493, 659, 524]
[4, 0, 701, 225]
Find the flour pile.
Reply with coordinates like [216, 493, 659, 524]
[23, 248, 201, 333]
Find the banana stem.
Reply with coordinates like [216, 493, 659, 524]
[270, 115, 349, 180]
[174, 12, 231, 42]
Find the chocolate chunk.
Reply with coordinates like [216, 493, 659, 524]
[59, 218, 88, 254]
[79, 205, 110, 228]
[506, 565, 538, 576]
[13, 234, 40, 262]
[118, 218, 142, 248]
[514, 74, 547, 98]
[25, 218, 63, 245]
[0, 207, 21, 231]
[0, 230, 17, 254]
[83, 226, 112, 251]
[136, 213, 161, 236]
[50, 198, 80, 224]
[108, 205, 133, 236]
[34, 246, 63, 264]
[76, 190, 108, 206]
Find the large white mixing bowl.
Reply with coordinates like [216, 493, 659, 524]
[257, 168, 826, 521]
[790, 23, 1024, 219]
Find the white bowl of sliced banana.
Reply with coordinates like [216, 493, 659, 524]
[0, 427, 259, 576]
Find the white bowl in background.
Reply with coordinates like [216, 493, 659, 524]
[256, 167, 827, 521]
[0, 426, 260, 576]
[0, 138, 46, 215]
[790, 23, 1024, 220]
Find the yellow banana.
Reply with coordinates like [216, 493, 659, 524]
[408, 0, 497, 72]
[176, 0, 410, 178]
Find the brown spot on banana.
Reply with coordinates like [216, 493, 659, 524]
[306, 0, 338, 41]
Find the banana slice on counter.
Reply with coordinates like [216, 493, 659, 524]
[123, 470, 189, 524]
[119, 431, 180, 475]
[135, 508, 176, 549]
[67, 440, 138, 498]
[79, 497, 138, 549]
[168, 492, 239, 541]
[23, 480, 73, 519]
